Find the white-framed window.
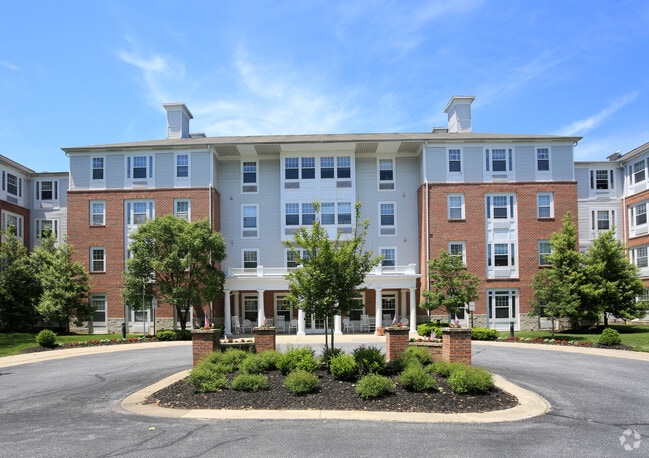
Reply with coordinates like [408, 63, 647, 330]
[338, 202, 352, 225]
[285, 157, 299, 180]
[4, 172, 22, 197]
[91, 294, 107, 327]
[485, 148, 512, 172]
[448, 149, 462, 173]
[321, 202, 336, 225]
[337, 156, 351, 179]
[381, 292, 397, 320]
[301, 157, 315, 179]
[487, 243, 515, 268]
[242, 204, 258, 238]
[35, 219, 59, 240]
[632, 159, 646, 185]
[242, 161, 258, 193]
[1, 211, 23, 241]
[285, 203, 299, 226]
[448, 194, 465, 220]
[127, 155, 153, 180]
[36, 180, 58, 201]
[590, 169, 613, 190]
[175, 153, 189, 180]
[174, 199, 190, 221]
[275, 294, 293, 321]
[243, 294, 258, 322]
[538, 240, 552, 266]
[379, 202, 396, 236]
[380, 247, 396, 267]
[487, 289, 518, 327]
[90, 201, 105, 226]
[537, 192, 554, 218]
[286, 249, 307, 269]
[92, 157, 105, 181]
[320, 157, 334, 179]
[243, 250, 259, 269]
[536, 148, 550, 172]
[631, 246, 649, 268]
[90, 247, 106, 273]
[632, 203, 647, 227]
[125, 201, 154, 235]
[486, 194, 515, 220]
[592, 210, 614, 231]
[378, 158, 395, 190]
[448, 241, 466, 265]
[302, 202, 315, 225]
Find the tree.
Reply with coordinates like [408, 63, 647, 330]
[0, 229, 40, 330]
[420, 249, 480, 322]
[123, 215, 226, 330]
[530, 212, 590, 329]
[582, 230, 647, 326]
[284, 202, 381, 353]
[31, 231, 92, 332]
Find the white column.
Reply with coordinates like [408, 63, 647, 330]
[409, 288, 417, 337]
[297, 309, 306, 336]
[233, 292, 240, 319]
[224, 290, 232, 335]
[400, 289, 407, 319]
[257, 290, 265, 326]
[374, 288, 382, 335]
[334, 313, 342, 335]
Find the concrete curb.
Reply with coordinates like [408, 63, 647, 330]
[120, 371, 549, 424]
[474, 340, 649, 362]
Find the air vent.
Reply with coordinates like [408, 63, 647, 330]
[254, 144, 281, 156]
[284, 182, 300, 189]
[214, 145, 240, 156]
[398, 141, 423, 154]
[336, 180, 352, 188]
[355, 142, 378, 154]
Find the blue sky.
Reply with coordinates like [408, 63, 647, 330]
[1, 0, 648, 172]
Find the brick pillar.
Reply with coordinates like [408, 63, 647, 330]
[442, 328, 472, 365]
[191, 329, 222, 366]
[385, 326, 410, 362]
[253, 327, 276, 352]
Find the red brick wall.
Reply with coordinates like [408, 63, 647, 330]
[191, 329, 222, 366]
[441, 328, 472, 364]
[253, 327, 276, 352]
[385, 327, 410, 361]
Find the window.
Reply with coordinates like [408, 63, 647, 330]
[449, 241, 466, 264]
[6, 173, 20, 196]
[486, 194, 515, 220]
[487, 289, 517, 323]
[338, 202, 352, 225]
[592, 210, 614, 231]
[492, 196, 509, 219]
[91, 294, 107, 326]
[243, 294, 258, 321]
[243, 250, 258, 269]
[634, 203, 647, 227]
[90, 201, 105, 226]
[536, 148, 550, 171]
[242, 205, 258, 238]
[537, 193, 553, 218]
[633, 160, 646, 184]
[633, 247, 648, 268]
[176, 154, 189, 178]
[127, 155, 153, 180]
[380, 248, 396, 267]
[320, 157, 334, 179]
[133, 156, 147, 179]
[36, 220, 58, 239]
[538, 240, 551, 265]
[92, 157, 104, 181]
[448, 194, 465, 219]
[337, 156, 351, 178]
[488, 243, 515, 267]
[285, 158, 299, 180]
[126, 201, 154, 226]
[90, 247, 106, 273]
[1, 211, 23, 240]
[242, 161, 258, 192]
[36, 180, 58, 200]
[285, 203, 299, 226]
[174, 199, 190, 221]
[448, 149, 462, 173]
[302, 203, 315, 225]
[378, 159, 395, 190]
[301, 157, 315, 179]
[132, 202, 148, 224]
[486, 148, 512, 172]
[590, 169, 613, 190]
[379, 203, 395, 235]
[321, 202, 335, 225]
[286, 250, 304, 269]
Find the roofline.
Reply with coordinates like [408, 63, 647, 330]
[0, 154, 36, 174]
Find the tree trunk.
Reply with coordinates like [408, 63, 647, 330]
[603, 313, 609, 327]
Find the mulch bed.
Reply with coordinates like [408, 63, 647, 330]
[145, 368, 519, 413]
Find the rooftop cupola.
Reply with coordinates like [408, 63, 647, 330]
[163, 103, 193, 139]
[444, 96, 475, 133]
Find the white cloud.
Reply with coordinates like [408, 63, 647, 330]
[0, 60, 20, 71]
[558, 92, 641, 136]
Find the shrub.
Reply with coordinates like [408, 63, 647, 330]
[598, 328, 622, 346]
[447, 365, 494, 394]
[355, 374, 395, 399]
[320, 346, 343, 365]
[277, 346, 319, 375]
[352, 345, 386, 375]
[329, 353, 358, 380]
[399, 363, 438, 392]
[36, 329, 57, 348]
[231, 373, 269, 392]
[416, 322, 446, 338]
[470, 327, 499, 341]
[283, 369, 320, 395]
[257, 350, 281, 371]
[400, 346, 433, 366]
[187, 363, 229, 393]
[239, 354, 267, 374]
[155, 329, 192, 341]
[427, 360, 461, 378]
[219, 348, 250, 367]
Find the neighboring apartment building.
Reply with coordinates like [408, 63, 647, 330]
[61, 96, 581, 335]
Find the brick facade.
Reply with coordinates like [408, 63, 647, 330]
[191, 329, 222, 366]
[384, 326, 410, 361]
[441, 328, 472, 364]
[253, 327, 276, 352]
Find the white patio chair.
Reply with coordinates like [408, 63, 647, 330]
[400, 317, 409, 326]
[231, 316, 242, 334]
[383, 314, 393, 327]
[243, 319, 253, 333]
[276, 316, 286, 333]
[289, 319, 298, 334]
[360, 315, 371, 332]
[343, 318, 354, 333]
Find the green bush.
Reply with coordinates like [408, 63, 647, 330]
[447, 365, 494, 394]
[416, 322, 445, 338]
[329, 353, 358, 380]
[283, 369, 320, 395]
[355, 374, 395, 399]
[155, 329, 192, 341]
[352, 345, 386, 375]
[187, 363, 229, 393]
[219, 348, 250, 367]
[231, 373, 269, 392]
[277, 346, 319, 375]
[257, 350, 281, 371]
[400, 346, 433, 366]
[598, 328, 622, 346]
[427, 360, 462, 378]
[470, 327, 499, 341]
[399, 363, 438, 392]
[240, 351, 280, 374]
[36, 329, 57, 348]
[319, 346, 343, 365]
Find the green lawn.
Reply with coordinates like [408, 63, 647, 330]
[501, 324, 649, 352]
[0, 332, 142, 357]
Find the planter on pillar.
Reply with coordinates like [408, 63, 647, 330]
[384, 326, 409, 362]
[253, 327, 276, 353]
[441, 328, 472, 365]
[191, 329, 222, 366]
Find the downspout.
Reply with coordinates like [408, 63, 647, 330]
[424, 141, 430, 266]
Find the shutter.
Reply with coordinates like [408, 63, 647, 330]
[36, 182, 40, 200]
[485, 149, 490, 171]
[127, 157, 131, 178]
[508, 149, 513, 171]
[54, 181, 58, 200]
[149, 156, 153, 178]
